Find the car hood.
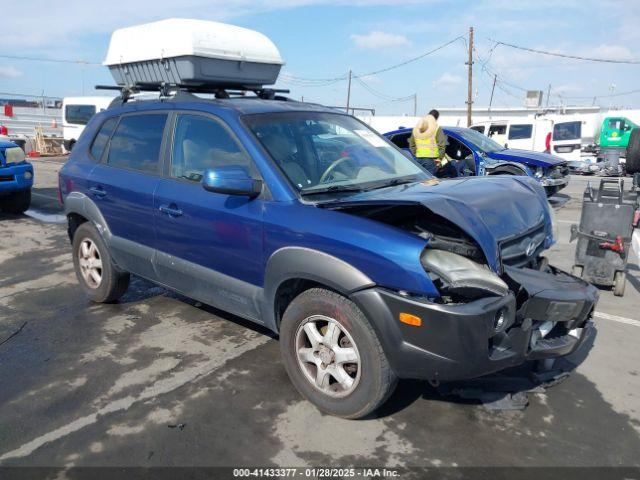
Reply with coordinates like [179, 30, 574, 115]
[487, 149, 566, 167]
[322, 175, 551, 272]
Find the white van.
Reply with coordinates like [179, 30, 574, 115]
[470, 119, 553, 152]
[62, 97, 113, 152]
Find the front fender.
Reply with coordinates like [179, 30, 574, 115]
[262, 247, 375, 330]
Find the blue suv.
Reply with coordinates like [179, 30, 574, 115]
[59, 89, 598, 418]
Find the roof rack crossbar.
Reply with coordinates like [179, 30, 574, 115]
[96, 82, 290, 106]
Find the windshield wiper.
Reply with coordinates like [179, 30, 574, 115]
[369, 177, 416, 189]
[300, 185, 365, 196]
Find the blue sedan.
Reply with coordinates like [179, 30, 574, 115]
[384, 126, 570, 196]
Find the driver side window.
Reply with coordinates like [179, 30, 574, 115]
[445, 136, 472, 160]
[171, 114, 253, 182]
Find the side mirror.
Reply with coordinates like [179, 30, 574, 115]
[202, 166, 262, 198]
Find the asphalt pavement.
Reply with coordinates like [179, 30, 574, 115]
[1, 158, 639, 470]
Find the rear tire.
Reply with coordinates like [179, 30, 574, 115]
[72, 222, 130, 303]
[626, 129, 640, 174]
[280, 288, 397, 419]
[1, 189, 31, 214]
[571, 265, 583, 278]
[613, 271, 626, 297]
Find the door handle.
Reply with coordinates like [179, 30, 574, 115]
[89, 186, 107, 198]
[159, 204, 183, 217]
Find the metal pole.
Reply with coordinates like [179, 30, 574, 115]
[488, 74, 497, 118]
[466, 27, 474, 126]
[346, 70, 352, 114]
[546, 84, 551, 107]
[413, 93, 417, 116]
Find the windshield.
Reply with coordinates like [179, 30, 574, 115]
[455, 128, 505, 153]
[244, 112, 428, 193]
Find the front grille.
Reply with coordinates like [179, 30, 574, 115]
[0, 174, 15, 182]
[500, 222, 546, 268]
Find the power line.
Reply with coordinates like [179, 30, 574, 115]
[0, 54, 101, 66]
[489, 39, 640, 65]
[280, 35, 465, 87]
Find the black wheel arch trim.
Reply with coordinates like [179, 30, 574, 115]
[64, 192, 113, 242]
[262, 247, 375, 331]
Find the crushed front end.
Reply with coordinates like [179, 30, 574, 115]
[334, 190, 597, 382]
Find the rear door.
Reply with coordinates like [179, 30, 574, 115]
[153, 112, 265, 321]
[87, 112, 168, 280]
[551, 120, 582, 160]
[506, 123, 534, 150]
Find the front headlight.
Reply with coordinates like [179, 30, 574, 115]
[534, 166, 544, 178]
[421, 249, 509, 297]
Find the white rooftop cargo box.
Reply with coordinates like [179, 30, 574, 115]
[103, 18, 285, 88]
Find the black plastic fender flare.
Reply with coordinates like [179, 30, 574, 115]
[262, 247, 375, 331]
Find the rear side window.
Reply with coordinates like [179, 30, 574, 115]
[90, 117, 117, 160]
[488, 124, 507, 136]
[553, 121, 581, 141]
[65, 105, 96, 125]
[107, 114, 167, 173]
[171, 114, 253, 182]
[508, 124, 533, 140]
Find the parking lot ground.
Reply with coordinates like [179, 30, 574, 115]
[1, 159, 639, 468]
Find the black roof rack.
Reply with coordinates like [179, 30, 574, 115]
[96, 82, 291, 108]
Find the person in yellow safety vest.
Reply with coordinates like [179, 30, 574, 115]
[409, 109, 447, 175]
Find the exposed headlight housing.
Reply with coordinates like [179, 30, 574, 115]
[534, 166, 544, 178]
[421, 249, 509, 297]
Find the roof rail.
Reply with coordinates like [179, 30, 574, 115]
[96, 82, 291, 107]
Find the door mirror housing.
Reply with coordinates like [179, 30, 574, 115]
[202, 166, 262, 198]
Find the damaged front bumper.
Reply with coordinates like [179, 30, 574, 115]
[351, 265, 597, 381]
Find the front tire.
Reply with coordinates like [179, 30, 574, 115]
[72, 222, 130, 303]
[280, 288, 397, 419]
[2, 189, 31, 214]
[613, 271, 626, 297]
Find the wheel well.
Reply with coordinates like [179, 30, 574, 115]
[488, 165, 524, 175]
[67, 213, 88, 242]
[274, 278, 331, 331]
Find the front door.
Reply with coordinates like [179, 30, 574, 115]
[153, 112, 265, 321]
[87, 112, 168, 280]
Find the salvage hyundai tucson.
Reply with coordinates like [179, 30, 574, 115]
[59, 89, 598, 418]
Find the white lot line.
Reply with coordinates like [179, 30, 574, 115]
[594, 312, 640, 328]
[24, 209, 66, 224]
[0, 333, 269, 462]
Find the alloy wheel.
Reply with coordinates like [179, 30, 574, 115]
[294, 315, 361, 397]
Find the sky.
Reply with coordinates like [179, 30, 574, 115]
[1, 0, 640, 115]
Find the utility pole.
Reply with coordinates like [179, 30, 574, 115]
[466, 27, 474, 126]
[488, 73, 497, 118]
[413, 93, 417, 116]
[546, 84, 551, 108]
[346, 70, 352, 114]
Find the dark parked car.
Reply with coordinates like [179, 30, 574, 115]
[59, 89, 597, 418]
[385, 126, 570, 196]
[0, 139, 33, 214]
